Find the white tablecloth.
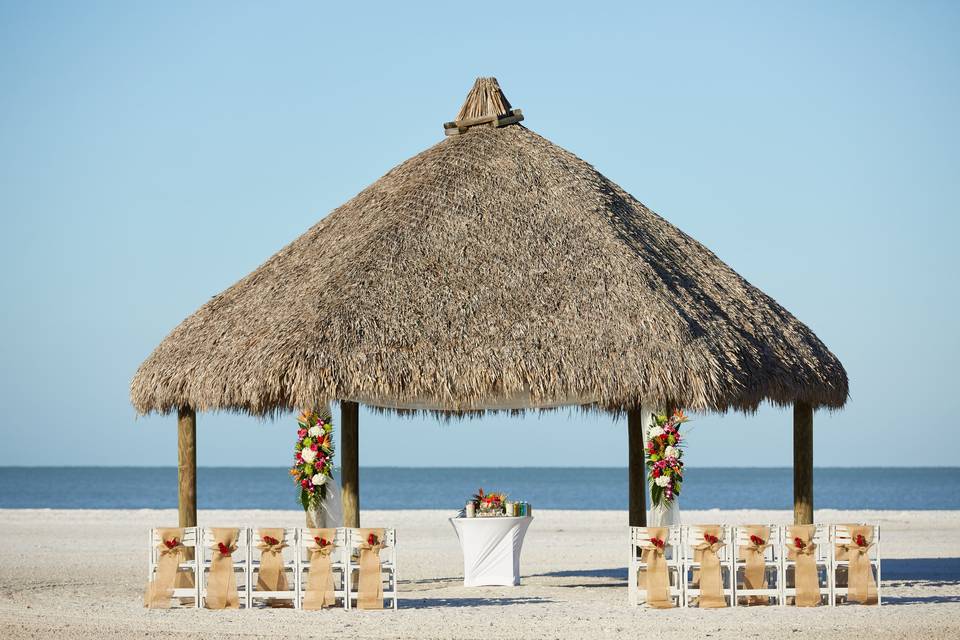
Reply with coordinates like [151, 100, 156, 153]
[449, 516, 533, 587]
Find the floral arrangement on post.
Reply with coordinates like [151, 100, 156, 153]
[471, 488, 507, 516]
[289, 410, 335, 511]
[646, 408, 689, 508]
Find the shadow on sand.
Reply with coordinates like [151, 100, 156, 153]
[401, 596, 556, 609]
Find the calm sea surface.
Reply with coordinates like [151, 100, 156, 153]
[1, 467, 957, 510]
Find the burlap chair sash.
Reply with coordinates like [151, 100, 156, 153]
[356, 528, 386, 610]
[638, 527, 673, 608]
[253, 528, 291, 608]
[692, 525, 727, 608]
[836, 524, 878, 605]
[144, 527, 186, 609]
[205, 528, 240, 609]
[303, 528, 338, 610]
[738, 525, 772, 605]
[788, 525, 820, 607]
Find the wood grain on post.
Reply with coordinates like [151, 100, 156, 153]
[793, 401, 814, 525]
[177, 407, 197, 528]
[341, 401, 360, 528]
[628, 407, 647, 527]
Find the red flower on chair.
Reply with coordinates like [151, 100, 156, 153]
[217, 542, 232, 556]
[650, 537, 665, 550]
[368, 533, 378, 546]
[703, 533, 719, 545]
[263, 535, 280, 546]
[855, 534, 868, 548]
[315, 536, 329, 548]
[750, 534, 765, 547]
[163, 537, 180, 550]
[794, 537, 806, 551]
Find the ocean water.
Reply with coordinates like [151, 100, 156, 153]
[1, 467, 957, 510]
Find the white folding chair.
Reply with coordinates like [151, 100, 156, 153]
[782, 524, 831, 606]
[295, 527, 348, 609]
[732, 525, 783, 606]
[628, 525, 684, 607]
[147, 526, 200, 608]
[198, 527, 252, 608]
[831, 523, 881, 606]
[249, 528, 298, 608]
[345, 528, 398, 610]
[682, 525, 736, 607]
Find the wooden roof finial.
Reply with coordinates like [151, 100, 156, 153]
[444, 77, 524, 136]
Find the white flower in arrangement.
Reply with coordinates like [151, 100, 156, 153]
[308, 425, 322, 437]
[300, 448, 317, 464]
[647, 426, 665, 439]
[311, 473, 327, 486]
[664, 446, 679, 459]
[655, 476, 671, 487]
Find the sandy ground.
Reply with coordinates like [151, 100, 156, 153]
[0, 508, 958, 639]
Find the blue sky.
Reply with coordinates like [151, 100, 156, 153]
[1, 1, 957, 468]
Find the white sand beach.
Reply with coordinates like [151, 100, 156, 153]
[1, 508, 958, 639]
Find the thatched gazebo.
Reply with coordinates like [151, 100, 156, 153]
[131, 78, 847, 529]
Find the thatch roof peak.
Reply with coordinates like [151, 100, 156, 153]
[445, 77, 524, 136]
[131, 84, 848, 417]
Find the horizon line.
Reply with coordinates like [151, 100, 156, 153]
[1, 465, 957, 470]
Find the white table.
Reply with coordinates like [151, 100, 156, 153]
[449, 515, 533, 586]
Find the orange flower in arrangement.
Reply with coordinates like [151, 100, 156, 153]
[263, 535, 280, 546]
[217, 542, 232, 556]
[163, 537, 179, 550]
[703, 533, 719, 545]
[750, 534, 765, 546]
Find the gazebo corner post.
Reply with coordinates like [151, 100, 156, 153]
[341, 400, 360, 528]
[627, 407, 647, 527]
[793, 401, 814, 525]
[177, 406, 197, 528]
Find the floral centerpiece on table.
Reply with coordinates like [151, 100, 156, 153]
[472, 488, 507, 516]
[646, 409, 689, 508]
[289, 410, 335, 511]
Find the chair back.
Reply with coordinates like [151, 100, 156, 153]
[201, 527, 250, 562]
[684, 524, 735, 562]
[296, 527, 347, 562]
[733, 525, 780, 561]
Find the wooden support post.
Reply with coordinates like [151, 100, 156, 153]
[628, 407, 647, 527]
[793, 401, 814, 525]
[341, 401, 360, 528]
[664, 400, 677, 418]
[177, 407, 197, 527]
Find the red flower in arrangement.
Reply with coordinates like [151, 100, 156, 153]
[750, 534, 765, 547]
[855, 534, 868, 547]
[314, 536, 329, 547]
[651, 468, 661, 478]
[703, 533, 719, 545]
[650, 537, 665, 550]
[367, 533, 378, 546]
[794, 537, 806, 550]
[263, 535, 280, 546]
[217, 542, 232, 556]
[163, 537, 179, 550]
